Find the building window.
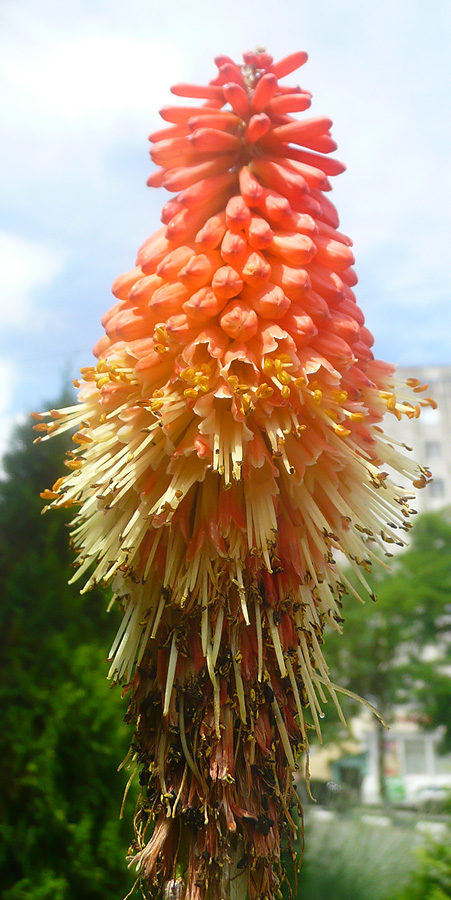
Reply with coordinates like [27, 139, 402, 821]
[430, 479, 445, 499]
[404, 738, 428, 775]
[425, 441, 441, 459]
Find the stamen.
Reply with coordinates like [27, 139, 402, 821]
[163, 633, 179, 716]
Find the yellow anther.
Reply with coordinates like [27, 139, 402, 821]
[294, 377, 306, 388]
[194, 374, 209, 388]
[349, 412, 365, 422]
[263, 358, 274, 373]
[96, 375, 110, 388]
[154, 325, 168, 342]
[256, 383, 274, 399]
[184, 388, 198, 399]
[40, 489, 59, 500]
[227, 375, 239, 388]
[332, 389, 348, 403]
[153, 389, 164, 398]
[335, 425, 351, 438]
[386, 394, 397, 410]
[96, 359, 108, 372]
[313, 389, 322, 404]
[72, 432, 93, 444]
[154, 343, 168, 354]
[277, 370, 291, 385]
[99, 413, 107, 424]
[150, 399, 164, 411]
[181, 367, 195, 381]
[65, 459, 83, 470]
[241, 394, 253, 414]
[281, 385, 291, 399]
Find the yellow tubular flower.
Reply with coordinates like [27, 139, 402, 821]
[36, 49, 433, 900]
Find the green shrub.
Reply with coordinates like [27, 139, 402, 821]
[392, 827, 451, 900]
[299, 816, 415, 900]
[0, 405, 138, 898]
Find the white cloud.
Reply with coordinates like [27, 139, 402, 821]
[0, 27, 185, 125]
[0, 232, 64, 329]
[0, 357, 16, 417]
[0, 16, 187, 220]
[0, 358, 23, 476]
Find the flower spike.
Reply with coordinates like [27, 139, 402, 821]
[37, 49, 433, 900]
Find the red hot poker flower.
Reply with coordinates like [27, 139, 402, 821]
[36, 49, 433, 900]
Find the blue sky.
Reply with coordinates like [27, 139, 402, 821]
[1, 0, 450, 464]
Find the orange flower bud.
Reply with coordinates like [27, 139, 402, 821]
[220, 299, 259, 340]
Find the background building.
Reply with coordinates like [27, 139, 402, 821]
[355, 713, 451, 806]
[389, 365, 451, 514]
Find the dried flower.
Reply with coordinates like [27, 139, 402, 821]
[36, 49, 433, 900]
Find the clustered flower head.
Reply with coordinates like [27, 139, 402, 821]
[35, 49, 434, 900]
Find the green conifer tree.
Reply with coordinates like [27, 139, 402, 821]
[0, 391, 137, 899]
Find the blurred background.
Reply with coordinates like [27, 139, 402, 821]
[1, 1, 451, 898]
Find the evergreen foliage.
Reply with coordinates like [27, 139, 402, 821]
[0, 393, 137, 899]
